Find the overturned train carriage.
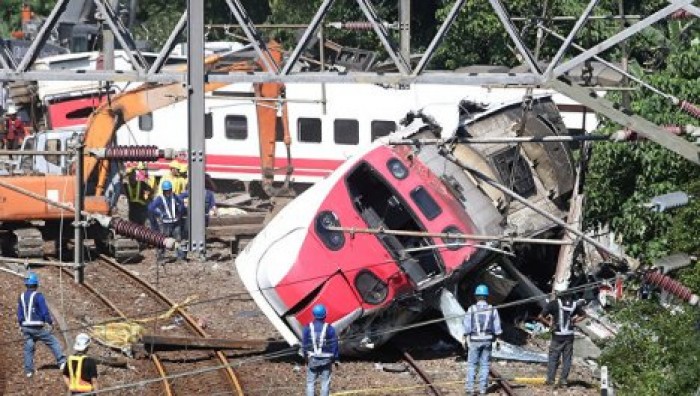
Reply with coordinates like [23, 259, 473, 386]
[235, 95, 575, 354]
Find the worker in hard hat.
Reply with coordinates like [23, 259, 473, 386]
[178, 163, 188, 191]
[156, 160, 186, 195]
[63, 333, 98, 394]
[148, 180, 186, 262]
[123, 166, 153, 226]
[4, 105, 25, 151]
[463, 284, 502, 395]
[302, 304, 339, 396]
[17, 272, 67, 378]
[538, 285, 586, 387]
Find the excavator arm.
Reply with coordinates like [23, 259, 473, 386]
[84, 44, 288, 196]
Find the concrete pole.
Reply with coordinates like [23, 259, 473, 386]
[399, 0, 410, 61]
[187, 0, 206, 259]
[102, 0, 119, 70]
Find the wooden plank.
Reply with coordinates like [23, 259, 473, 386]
[208, 213, 266, 227]
[206, 224, 264, 239]
[141, 335, 269, 350]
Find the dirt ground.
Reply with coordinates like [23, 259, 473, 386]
[2, 239, 602, 395]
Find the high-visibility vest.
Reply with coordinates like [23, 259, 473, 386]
[67, 356, 93, 393]
[554, 299, 577, 336]
[309, 323, 333, 358]
[125, 181, 147, 205]
[20, 291, 45, 326]
[467, 304, 496, 341]
[158, 195, 179, 224]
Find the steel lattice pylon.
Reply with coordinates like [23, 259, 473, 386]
[0, 0, 698, 249]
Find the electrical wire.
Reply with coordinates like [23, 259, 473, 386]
[65, 277, 614, 395]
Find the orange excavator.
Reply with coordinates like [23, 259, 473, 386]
[0, 42, 291, 258]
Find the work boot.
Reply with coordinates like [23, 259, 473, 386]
[558, 379, 568, 387]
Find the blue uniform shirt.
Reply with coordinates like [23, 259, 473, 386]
[17, 290, 53, 326]
[302, 319, 339, 361]
[147, 194, 185, 223]
[463, 300, 502, 339]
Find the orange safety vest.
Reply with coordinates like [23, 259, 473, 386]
[67, 356, 93, 393]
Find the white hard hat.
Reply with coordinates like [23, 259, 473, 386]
[73, 333, 91, 352]
[553, 282, 568, 293]
[6, 105, 17, 115]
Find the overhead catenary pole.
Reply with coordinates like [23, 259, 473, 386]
[187, 0, 207, 259]
[73, 137, 85, 284]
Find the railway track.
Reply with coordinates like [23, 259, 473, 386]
[62, 254, 244, 395]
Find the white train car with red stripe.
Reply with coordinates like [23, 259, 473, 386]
[115, 83, 596, 184]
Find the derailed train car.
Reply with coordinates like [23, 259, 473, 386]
[235, 95, 575, 354]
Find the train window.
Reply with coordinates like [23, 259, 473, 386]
[298, 118, 322, 143]
[334, 119, 359, 145]
[314, 211, 345, 250]
[225, 115, 248, 140]
[45, 139, 62, 166]
[441, 226, 464, 250]
[139, 112, 153, 131]
[205, 113, 213, 139]
[410, 186, 442, 220]
[354, 270, 388, 305]
[371, 120, 396, 141]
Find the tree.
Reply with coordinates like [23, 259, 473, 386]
[0, 0, 57, 38]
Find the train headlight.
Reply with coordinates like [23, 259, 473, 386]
[387, 158, 408, 180]
[315, 211, 345, 250]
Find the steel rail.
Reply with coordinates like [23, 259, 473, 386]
[402, 351, 444, 396]
[95, 254, 245, 395]
[55, 262, 175, 396]
[489, 367, 516, 395]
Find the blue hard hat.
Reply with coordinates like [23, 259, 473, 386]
[312, 304, 327, 319]
[475, 284, 489, 296]
[25, 272, 39, 286]
[162, 180, 173, 191]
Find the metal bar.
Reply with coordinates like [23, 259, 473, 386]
[17, 0, 71, 71]
[0, 42, 13, 70]
[487, 0, 541, 74]
[281, 0, 336, 75]
[0, 150, 72, 155]
[149, 12, 188, 75]
[0, 71, 184, 83]
[413, 0, 467, 76]
[545, 0, 601, 77]
[93, 0, 146, 73]
[540, 26, 675, 100]
[399, 0, 411, 61]
[442, 150, 626, 259]
[553, 0, 691, 77]
[549, 78, 699, 164]
[683, 4, 700, 17]
[74, 138, 85, 284]
[188, 0, 206, 257]
[224, 0, 279, 73]
[324, 226, 573, 245]
[0, 70, 544, 85]
[356, 0, 411, 75]
[0, 257, 76, 268]
[388, 134, 612, 145]
[510, 15, 643, 22]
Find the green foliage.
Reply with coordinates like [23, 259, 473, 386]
[0, 0, 57, 38]
[600, 296, 700, 395]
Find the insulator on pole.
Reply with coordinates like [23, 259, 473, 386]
[679, 101, 700, 120]
[109, 217, 178, 250]
[90, 146, 177, 161]
[644, 271, 699, 305]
